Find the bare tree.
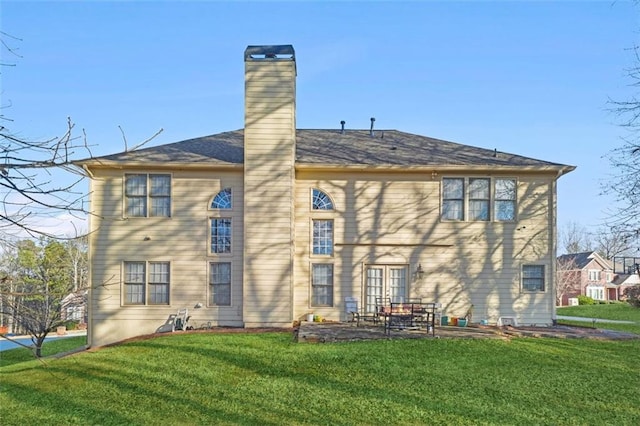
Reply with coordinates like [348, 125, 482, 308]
[593, 225, 638, 260]
[559, 221, 593, 254]
[606, 38, 640, 243]
[1, 34, 93, 241]
[556, 256, 581, 306]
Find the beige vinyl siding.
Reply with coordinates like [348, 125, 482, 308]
[242, 58, 296, 326]
[87, 168, 244, 346]
[293, 171, 556, 325]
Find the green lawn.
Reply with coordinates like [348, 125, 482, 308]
[557, 303, 640, 322]
[1, 331, 639, 425]
[556, 303, 640, 335]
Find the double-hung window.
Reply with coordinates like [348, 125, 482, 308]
[124, 261, 170, 305]
[311, 264, 333, 306]
[125, 174, 171, 217]
[442, 178, 464, 220]
[494, 178, 516, 221]
[210, 262, 231, 306]
[442, 177, 516, 222]
[522, 265, 545, 292]
[469, 178, 490, 221]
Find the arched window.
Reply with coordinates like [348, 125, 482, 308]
[312, 189, 334, 210]
[211, 188, 232, 209]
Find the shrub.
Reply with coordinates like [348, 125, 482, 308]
[578, 295, 595, 305]
[623, 286, 640, 308]
[63, 320, 79, 330]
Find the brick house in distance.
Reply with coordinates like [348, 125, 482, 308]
[78, 45, 575, 347]
[556, 251, 634, 306]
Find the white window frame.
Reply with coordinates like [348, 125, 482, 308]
[209, 262, 232, 306]
[441, 177, 517, 222]
[522, 264, 545, 292]
[210, 218, 232, 255]
[311, 188, 335, 211]
[123, 261, 170, 306]
[588, 270, 601, 282]
[311, 263, 334, 307]
[210, 188, 233, 210]
[124, 173, 172, 218]
[586, 285, 605, 301]
[312, 219, 334, 256]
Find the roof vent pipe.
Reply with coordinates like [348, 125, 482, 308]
[340, 120, 346, 134]
[370, 117, 376, 137]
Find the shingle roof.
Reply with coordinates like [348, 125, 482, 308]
[557, 252, 613, 270]
[86, 129, 573, 170]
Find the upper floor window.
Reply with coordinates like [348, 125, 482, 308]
[522, 264, 545, 292]
[494, 178, 516, 221]
[442, 178, 464, 220]
[125, 174, 171, 217]
[312, 189, 334, 210]
[211, 218, 232, 254]
[211, 188, 232, 209]
[588, 270, 601, 281]
[313, 219, 333, 255]
[123, 261, 170, 305]
[441, 177, 517, 222]
[469, 178, 490, 221]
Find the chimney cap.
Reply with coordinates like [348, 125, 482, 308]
[245, 45, 295, 61]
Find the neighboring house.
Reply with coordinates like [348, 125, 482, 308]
[60, 290, 88, 324]
[556, 251, 628, 305]
[77, 45, 575, 347]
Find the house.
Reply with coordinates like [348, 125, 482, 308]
[78, 45, 575, 347]
[556, 251, 630, 305]
[60, 290, 88, 325]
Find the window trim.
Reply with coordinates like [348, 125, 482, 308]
[124, 173, 172, 218]
[311, 188, 335, 211]
[210, 187, 233, 210]
[441, 176, 517, 222]
[311, 218, 334, 257]
[521, 264, 545, 293]
[122, 260, 171, 306]
[588, 269, 601, 282]
[494, 178, 517, 222]
[209, 262, 232, 307]
[310, 263, 334, 307]
[442, 177, 465, 221]
[209, 217, 232, 255]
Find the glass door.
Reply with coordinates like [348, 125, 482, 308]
[364, 265, 408, 313]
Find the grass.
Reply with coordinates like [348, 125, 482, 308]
[1, 332, 639, 425]
[557, 303, 640, 322]
[556, 303, 640, 335]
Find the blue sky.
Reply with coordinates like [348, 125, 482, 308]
[2, 1, 639, 236]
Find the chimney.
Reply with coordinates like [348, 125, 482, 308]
[243, 45, 296, 326]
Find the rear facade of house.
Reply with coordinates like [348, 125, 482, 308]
[81, 45, 574, 347]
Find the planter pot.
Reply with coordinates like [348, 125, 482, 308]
[56, 326, 67, 335]
[0, 326, 8, 334]
[458, 319, 467, 327]
[307, 314, 314, 322]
